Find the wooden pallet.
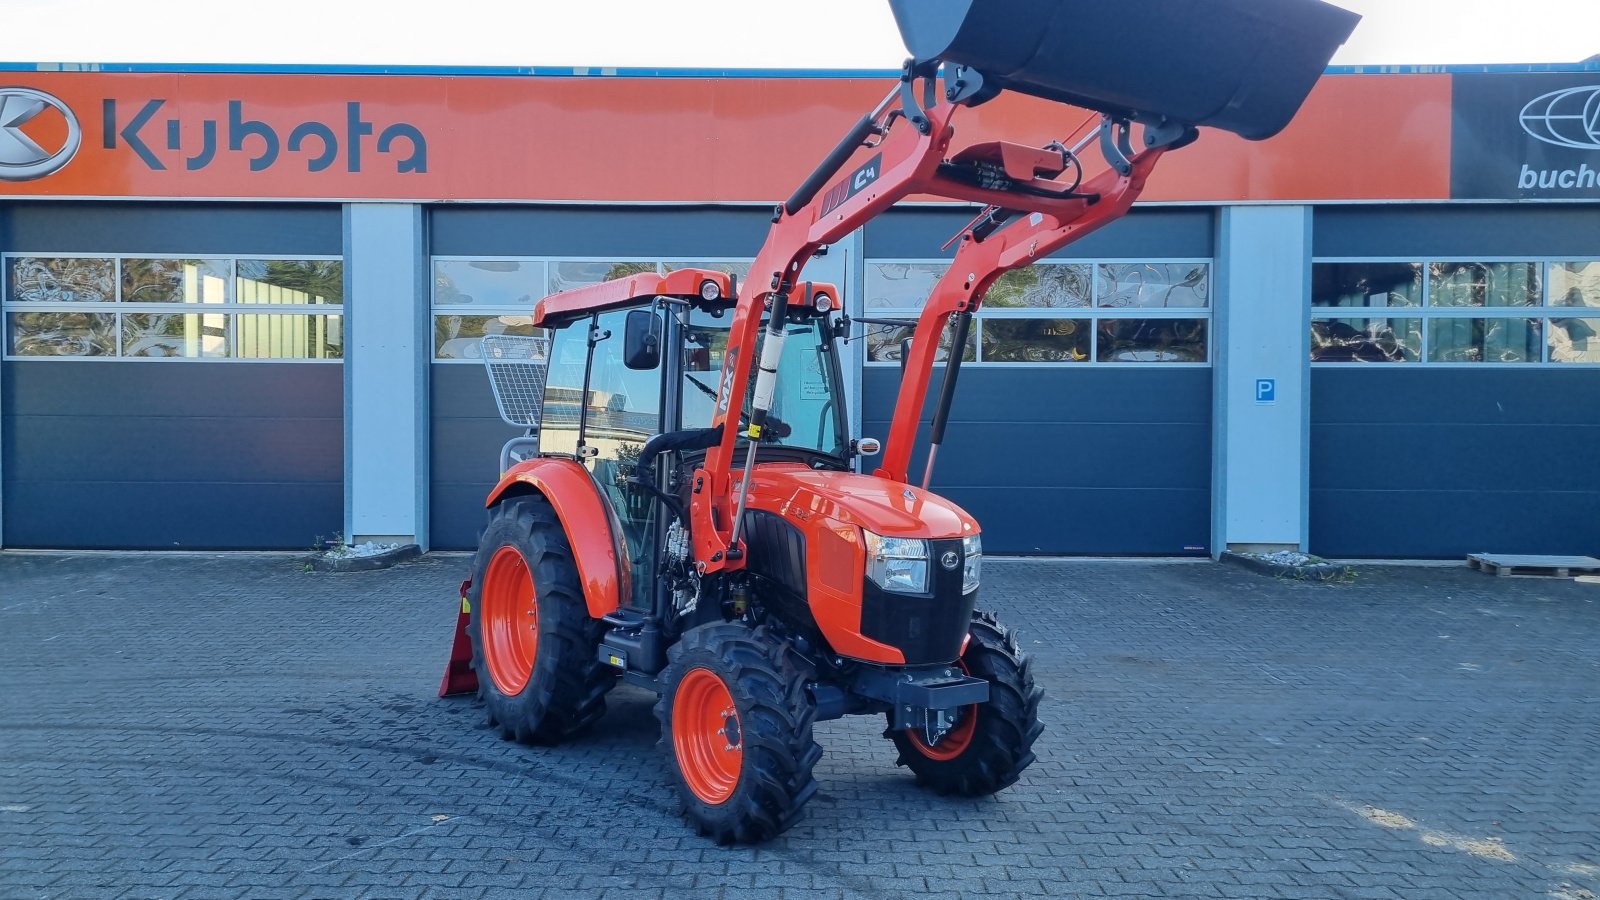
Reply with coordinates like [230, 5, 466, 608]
[1466, 553, 1600, 578]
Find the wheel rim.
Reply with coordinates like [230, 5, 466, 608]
[482, 545, 537, 695]
[907, 659, 979, 761]
[907, 704, 978, 761]
[673, 667, 743, 805]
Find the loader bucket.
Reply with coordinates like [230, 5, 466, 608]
[887, 0, 1360, 140]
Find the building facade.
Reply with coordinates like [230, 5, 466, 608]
[2, 63, 1597, 557]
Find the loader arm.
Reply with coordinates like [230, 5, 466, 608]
[532, 0, 1359, 575]
[692, 68, 1198, 574]
[875, 138, 1171, 485]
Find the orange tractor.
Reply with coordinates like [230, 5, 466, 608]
[441, 0, 1358, 842]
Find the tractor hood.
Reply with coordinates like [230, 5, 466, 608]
[742, 464, 979, 540]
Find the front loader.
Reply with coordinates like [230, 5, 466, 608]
[440, 0, 1359, 843]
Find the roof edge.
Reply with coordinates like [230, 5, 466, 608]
[2, 61, 1598, 77]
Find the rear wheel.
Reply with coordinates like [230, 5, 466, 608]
[656, 623, 822, 844]
[467, 494, 615, 744]
[887, 609, 1044, 795]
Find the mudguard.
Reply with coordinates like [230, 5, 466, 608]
[485, 457, 621, 619]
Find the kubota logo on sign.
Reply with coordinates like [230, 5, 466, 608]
[1519, 85, 1600, 150]
[0, 87, 81, 181]
[103, 98, 428, 174]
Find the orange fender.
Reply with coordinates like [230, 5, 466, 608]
[485, 457, 621, 619]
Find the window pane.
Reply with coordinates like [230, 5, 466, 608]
[1428, 262, 1540, 307]
[865, 262, 947, 311]
[237, 260, 343, 305]
[663, 260, 753, 279]
[984, 264, 1090, 309]
[122, 258, 230, 304]
[1096, 263, 1209, 308]
[981, 318, 1089, 363]
[548, 261, 656, 294]
[122, 312, 230, 358]
[1097, 318, 1208, 362]
[538, 313, 665, 456]
[434, 313, 539, 359]
[538, 324, 588, 456]
[1311, 317, 1420, 362]
[1550, 261, 1600, 308]
[6, 311, 117, 356]
[864, 318, 976, 363]
[1312, 262, 1423, 308]
[433, 259, 543, 307]
[8, 257, 115, 303]
[1427, 318, 1540, 362]
[237, 313, 343, 359]
[1548, 317, 1600, 363]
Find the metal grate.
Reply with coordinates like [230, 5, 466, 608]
[481, 335, 551, 428]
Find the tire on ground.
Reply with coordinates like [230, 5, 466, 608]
[887, 608, 1044, 795]
[656, 622, 823, 844]
[467, 493, 616, 744]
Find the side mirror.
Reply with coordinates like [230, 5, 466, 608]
[623, 309, 662, 370]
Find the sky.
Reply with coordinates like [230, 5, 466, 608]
[0, 0, 1597, 69]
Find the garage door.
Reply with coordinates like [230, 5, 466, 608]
[861, 208, 1215, 555]
[0, 202, 344, 549]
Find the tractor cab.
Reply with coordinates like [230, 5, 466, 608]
[490, 273, 854, 618]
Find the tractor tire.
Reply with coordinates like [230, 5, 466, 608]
[887, 609, 1044, 796]
[656, 622, 822, 844]
[467, 494, 616, 745]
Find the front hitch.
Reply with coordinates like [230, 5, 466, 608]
[852, 663, 990, 731]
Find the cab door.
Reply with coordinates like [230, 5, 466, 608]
[538, 307, 664, 610]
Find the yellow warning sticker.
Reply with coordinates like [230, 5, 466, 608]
[746, 424, 762, 438]
[460, 596, 471, 614]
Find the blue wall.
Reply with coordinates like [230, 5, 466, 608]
[863, 367, 1212, 555]
[1313, 204, 1600, 258]
[1310, 369, 1600, 558]
[0, 201, 343, 255]
[2, 362, 343, 548]
[431, 205, 774, 258]
[865, 207, 1215, 260]
[431, 364, 519, 550]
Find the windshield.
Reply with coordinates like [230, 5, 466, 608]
[681, 308, 847, 458]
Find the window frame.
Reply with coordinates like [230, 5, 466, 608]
[863, 256, 1214, 367]
[429, 256, 755, 363]
[2, 251, 344, 363]
[1311, 256, 1600, 367]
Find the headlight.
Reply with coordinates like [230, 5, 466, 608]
[962, 533, 982, 594]
[863, 530, 928, 594]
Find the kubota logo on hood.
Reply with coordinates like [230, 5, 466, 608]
[1519, 85, 1600, 150]
[0, 87, 81, 181]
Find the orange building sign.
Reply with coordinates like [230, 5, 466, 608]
[0, 70, 1454, 203]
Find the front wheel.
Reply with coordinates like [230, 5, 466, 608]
[656, 623, 822, 844]
[887, 609, 1044, 795]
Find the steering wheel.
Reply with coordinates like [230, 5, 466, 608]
[683, 374, 792, 440]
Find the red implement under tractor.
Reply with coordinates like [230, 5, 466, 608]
[440, 0, 1359, 843]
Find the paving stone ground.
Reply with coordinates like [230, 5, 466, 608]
[1, 552, 1597, 900]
